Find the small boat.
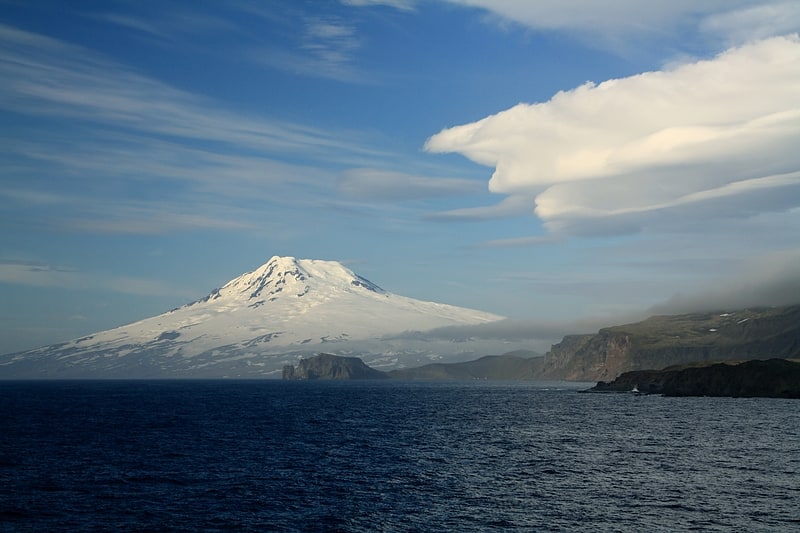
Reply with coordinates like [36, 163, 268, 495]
[631, 385, 642, 395]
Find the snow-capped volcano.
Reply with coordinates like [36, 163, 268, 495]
[0, 256, 507, 378]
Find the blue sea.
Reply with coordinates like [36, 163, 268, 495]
[1, 380, 798, 532]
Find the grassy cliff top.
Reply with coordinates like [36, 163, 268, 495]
[599, 305, 800, 350]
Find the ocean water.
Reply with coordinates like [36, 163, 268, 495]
[1, 380, 798, 532]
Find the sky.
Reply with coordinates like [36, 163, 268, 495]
[1, 0, 800, 355]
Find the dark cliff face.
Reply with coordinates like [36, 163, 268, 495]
[541, 305, 800, 382]
[588, 359, 800, 398]
[282, 353, 388, 380]
[538, 331, 641, 382]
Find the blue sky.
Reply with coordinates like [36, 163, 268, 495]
[2, 0, 800, 355]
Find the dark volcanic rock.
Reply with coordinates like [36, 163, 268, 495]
[282, 353, 388, 380]
[589, 369, 673, 395]
[663, 359, 800, 398]
[587, 359, 800, 398]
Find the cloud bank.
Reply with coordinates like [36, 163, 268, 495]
[383, 312, 648, 354]
[649, 249, 800, 315]
[425, 35, 800, 235]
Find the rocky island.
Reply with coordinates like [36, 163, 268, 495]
[282, 353, 388, 380]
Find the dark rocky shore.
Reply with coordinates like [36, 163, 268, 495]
[587, 358, 800, 398]
[285, 353, 800, 399]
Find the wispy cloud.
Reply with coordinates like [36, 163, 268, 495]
[96, 9, 237, 42]
[96, 13, 167, 38]
[475, 234, 561, 248]
[426, 36, 800, 236]
[0, 260, 197, 298]
[341, 0, 416, 11]
[702, 2, 800, 45]
[247, 14, 372, 83]
[13, 68, 363, 160]
[445, 0, 695, 33]
[425, 195, 532, 222]
[338, 168, 484, 200]
[61, 203, 257, 235]
[441, 1, 800, 51]
[0, 23, 389, 233]
[97, 5, 371, 82]
[303, 17, 360, 62]
[0, 24, 378, 158]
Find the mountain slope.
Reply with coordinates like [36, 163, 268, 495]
[0, 256, 504, 378]
[387, 351, 543, 380]
[539, 305, 800, 381]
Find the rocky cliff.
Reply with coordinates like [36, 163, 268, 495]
[282, 353, 388, 380]
[587, 359, 800, 398]
[539, 305, 800, 381]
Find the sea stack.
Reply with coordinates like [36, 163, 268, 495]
[282, 353, 388, 380]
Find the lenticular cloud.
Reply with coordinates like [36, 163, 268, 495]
[425, 35, 800, 234]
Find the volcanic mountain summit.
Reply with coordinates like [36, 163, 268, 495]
[0, 256, 505, 378]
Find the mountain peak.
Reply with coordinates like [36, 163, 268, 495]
[192, 256, 385, 307]
[0, 256, 510, 378]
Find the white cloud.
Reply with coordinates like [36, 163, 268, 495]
[426, 36, 800, 235]
[338, 168, 484, 200]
